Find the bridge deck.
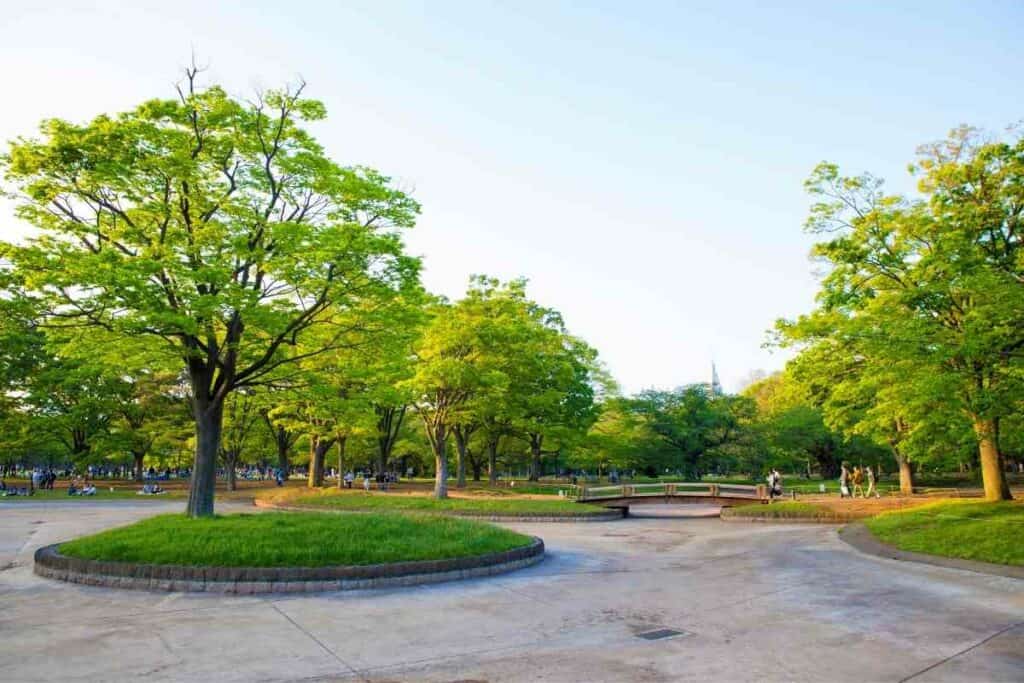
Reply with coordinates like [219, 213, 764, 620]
[571, 482, 767, 504]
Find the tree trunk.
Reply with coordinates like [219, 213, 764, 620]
[336, 436, 347, 489]
[813, 440, 840, 479]
[133, 452, 145, 482]
[973, 417, 1013, 501]
[186, 397, 225, 518]
[276, 426, 291, 475]
[487, 436, 500, 486]
[226, 454, 238, 492]
[896, 452, 914, 495]
[528, 433, 543, 482]
[454, 428, 468, 488]
[433, 423, 448, 499]
[307, 436, 332, 488]
[376, 405, 406, 477]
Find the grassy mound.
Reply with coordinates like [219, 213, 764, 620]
[58, 512, 533, 567]
[725, 502, 857, 520]
[267, 488, 611, 516]
[864, 501, 1024, 566]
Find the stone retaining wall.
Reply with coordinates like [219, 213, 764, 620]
[253, 498, 625, 522]
[34, 537, 545, 594]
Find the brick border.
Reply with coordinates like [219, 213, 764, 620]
[253, 497, 625, 522]
[33, 537, 545, 594]
[839, 522, 1024, 580]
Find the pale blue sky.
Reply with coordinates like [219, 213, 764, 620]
[1, 1, 1021, 392]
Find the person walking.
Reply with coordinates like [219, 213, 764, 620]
[865, 465, 880, 499]
[852, 466, 865, 498]
[766, 470, 776, 502]
[839, 463, 851, 498]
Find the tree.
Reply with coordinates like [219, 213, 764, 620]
[220, 390, 261, 491]
[781, 126, 1024, 500]
[573, 398, 650, 476]
[407, 279, 533, 498]
[516, 334, 600, 482]
[261, 403, 299, 475]
[744, 370, 887, 481]
[114, 370, 187, 481]
[1, 67, 420, 515]
[629, 386, 753, 479]
[367, 295, 426, 475]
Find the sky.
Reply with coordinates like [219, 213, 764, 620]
[1, 1, 1021, 393]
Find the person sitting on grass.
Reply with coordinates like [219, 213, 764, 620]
[67, 481, 78, 496]
[81, 483, 96, 496]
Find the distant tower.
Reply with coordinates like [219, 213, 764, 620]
[710, 361, 723, 397]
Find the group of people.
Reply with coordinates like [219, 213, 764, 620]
[839, 464, 880, 498]
[0, 479, 33, 496]
[341, 471, 399, 491]
[32, 469, 58, 490]
[763, 464, 883, 500]
[66, 477, 97, 496]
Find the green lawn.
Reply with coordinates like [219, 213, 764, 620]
[864, 501, 1024, 566]
[58, 512, 533, 567]
[282, 489, 610, 516]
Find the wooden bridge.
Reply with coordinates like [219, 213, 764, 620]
[569, 482, 767, 511]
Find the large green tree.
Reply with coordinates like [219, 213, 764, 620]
[1, 68, 420, 515]
[407, 281, 517, 499]
[781, 126, 1023, 501]
[628, 386, 754, 479]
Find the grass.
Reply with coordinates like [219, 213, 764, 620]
[864, 501, 1024, 566]
[58, 512, 533, 567]
[270, 488, 610, 516]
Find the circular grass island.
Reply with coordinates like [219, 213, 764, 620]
[34, 512, 544, 593]
[256, 488, 623, 521]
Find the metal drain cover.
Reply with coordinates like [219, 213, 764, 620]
[636, 628, 689, 641]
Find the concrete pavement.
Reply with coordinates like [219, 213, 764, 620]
[1, 502, 1021, 682]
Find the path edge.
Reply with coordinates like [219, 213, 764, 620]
[839, 522, 1024, 580]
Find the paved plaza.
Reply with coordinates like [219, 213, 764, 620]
[1, 501, 1022, 682]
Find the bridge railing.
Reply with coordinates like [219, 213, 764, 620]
[570, 482, 767, 502]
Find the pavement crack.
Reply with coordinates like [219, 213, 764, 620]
[897, 620, 1024, 683]
[268, 602, 365, 682]
[15, 527, 39, 558]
